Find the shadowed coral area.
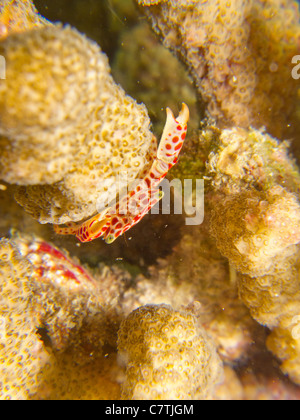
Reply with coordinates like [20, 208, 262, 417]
[0, 0, 49, 37]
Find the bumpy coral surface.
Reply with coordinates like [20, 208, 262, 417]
[208, 127, 300, 274]
[0, 0, 49, 37]
[206, 126, 300, 384]
[118, 304, 223, 400]
[0, 234, 123, 399]
[0, 24, 154, 224]
[0, 238, 54, 400]
[137, 0, 300, 139]
[210, 187, 300, 277]
[14, 234, 108, 352]
[207, 127, 300, 195]
[1, 0, 300, 400]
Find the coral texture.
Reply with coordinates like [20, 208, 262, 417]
[0, 238, 54, 399]
[0, 234, 122, 399]
[137, 0, 300, 139]
[0, 24, 154, 224]
[118, 304, 223, 400]
[210, 187, 300, 277]
[207, 127, 300, 196]
[0, 0, 49, 38]
[113, 22, 198, 135]
[207, 126, 300, 384]
[14, 234, 108, 352]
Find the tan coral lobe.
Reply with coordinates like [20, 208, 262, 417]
[0, 238, 54, 400]
[1, 0, 300, 400]
[0, 24, 154, 224]
[0, 0, 49, 37]
[118, 304, 223, 400]
[207, 126, 300, 384]
[0, 234, 122, 399]
[137, 0, 300, 139]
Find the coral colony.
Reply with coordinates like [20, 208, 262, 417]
[0, 0, 300, 400]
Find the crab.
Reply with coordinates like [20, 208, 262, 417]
[54, 103, 189, 244]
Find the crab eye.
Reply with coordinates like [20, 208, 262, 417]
[105, 234, 116, 244]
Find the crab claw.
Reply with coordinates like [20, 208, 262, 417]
[158, 103, 189, 165]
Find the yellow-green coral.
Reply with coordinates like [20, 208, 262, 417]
[207, 127, 300, 276]
[206, 126, 300, 384]
[0, 0, 49, 37]
[137, 0, 164, 4]
[113, 22, 198, 135]
[210, 187, 300, 277]
[137, 0, 300, 139]
[0, 235, 123, 399]
[0, 238, 54, 400]
[0, 24, 155, 224]
[207, 127, 300, 195]
[127, 221, 263, 364]
[1, 0, 300, 400]
[118, 304, 223, 400]
[39, 351, 121, 400]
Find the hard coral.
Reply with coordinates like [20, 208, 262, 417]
[137, 0, 300, 139]
[0, 238, 54, 400]
[118, 304, 223, 400]
[207, 127, 300, 196]
[113, 22, 198, 135]
[0, 234, 123, 399]
[210, 187, 300, 277]
[207, 126, 300, 275]
[0, 24, 154, 224]
[0, 0, 49, 38]
[206, 126, 300, 384]
[137, 0, 164, 5]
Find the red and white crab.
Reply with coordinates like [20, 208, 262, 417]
[54, 103, 189, 243]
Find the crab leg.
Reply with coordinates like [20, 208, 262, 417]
[103, 188, 164, 244]
[54, 208, 110, 242]
[54, 103, 189, 243]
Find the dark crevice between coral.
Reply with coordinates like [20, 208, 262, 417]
[36, 325, 53, 350]
[33, 0, 138, 63]
[51, 209, 186, 273]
